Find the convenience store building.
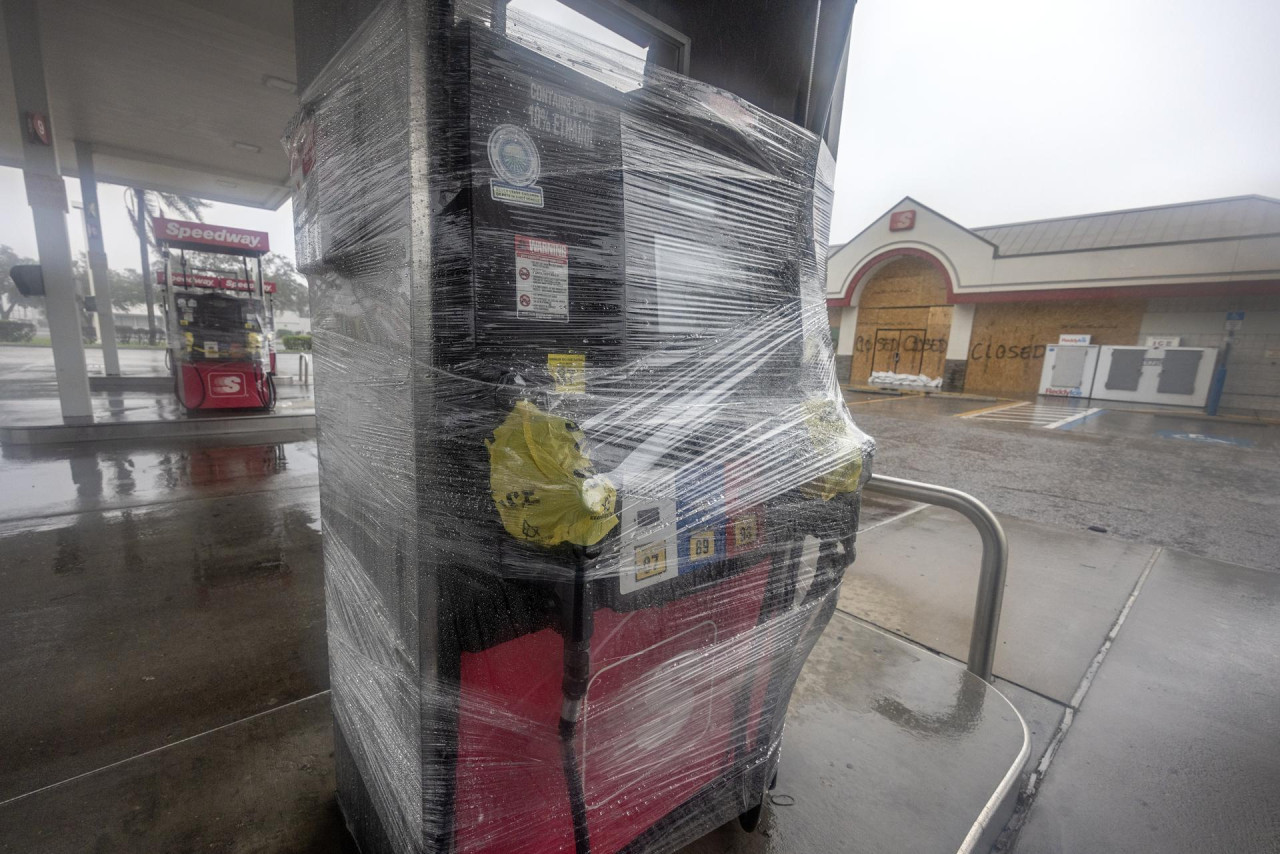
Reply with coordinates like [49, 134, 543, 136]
[826, 195, 1280, 412]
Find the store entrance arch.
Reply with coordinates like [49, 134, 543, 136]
[849, 255, 952, 385]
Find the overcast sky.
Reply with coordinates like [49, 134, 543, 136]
[832, 0, 1280, 241]
[2, 0, 1278, 266]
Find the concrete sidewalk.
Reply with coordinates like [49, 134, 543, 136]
[843, 505, 1280, 854]
[1014, 549, 1280, 854]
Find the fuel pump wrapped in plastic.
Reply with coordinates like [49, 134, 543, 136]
[287, 2, 874, 852]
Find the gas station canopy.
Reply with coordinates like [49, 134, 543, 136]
[0, 0, 298, 208]
[2, 0, 857, 211]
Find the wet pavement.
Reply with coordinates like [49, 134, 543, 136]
[847, 397, 1280, 571]
[0, 433, 1028, 853]
[0, 440, 325, 803]
[1015, 550, 1280, 854]
[0, 436, 316, 521]
[843, 506, 1159, 704]
[841, 503, 1280, 854]
[0, 411, 1277, 852]
[0, 345, 314, 428]
[1061, 407, 1280, 450]
[845, 388, 1280, 449]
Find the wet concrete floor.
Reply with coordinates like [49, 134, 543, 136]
[844, 507, 1159, 704]
[0, 433, 1025, 852]
[0, 345, 314, 427]
[0, 612, 1028, 854]
[0, 441, 326, 802]
[1016, 550, 1280, 854]
[0, 426, 1277, 853]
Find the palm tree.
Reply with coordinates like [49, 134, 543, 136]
[125, 188, 210, 343]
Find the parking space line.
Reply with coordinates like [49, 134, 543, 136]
[975, 416, 1051, 423]
[847, 394, 923, 406]
[958, 401, 1026, 418]
[1044, 407, 1102, 430]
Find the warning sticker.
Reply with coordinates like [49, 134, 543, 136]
[548, 353, 586, 394]
[514, 235, 568, 322]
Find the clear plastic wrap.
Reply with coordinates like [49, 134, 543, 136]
[286, 2, 874, 852]
[168, 284, 269, 364]
[157, 251, 275, 410]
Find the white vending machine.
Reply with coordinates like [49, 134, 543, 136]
[1093, 346, 1218, 407]
[1038, 344, 1101, 399]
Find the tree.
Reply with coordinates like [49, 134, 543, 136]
[126, 188, 211, 343]
[161, 249, 309, 318]
[1, 244, 39, 321]
[125, 190, 212, 247]
[262, 252, 310, 317]
[70, 255, 146, 312]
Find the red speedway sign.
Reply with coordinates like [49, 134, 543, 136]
[153, 217, 270, 254]
[157, 271, 277, 294]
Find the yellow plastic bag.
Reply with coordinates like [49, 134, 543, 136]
[801, 399, 865, 501]
[487, 400, 618, 547]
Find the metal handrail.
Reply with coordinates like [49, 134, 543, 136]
[863, 474, 1008, 682]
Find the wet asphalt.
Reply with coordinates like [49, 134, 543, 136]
[845, 393, 1280, 571]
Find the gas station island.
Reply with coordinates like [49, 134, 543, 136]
[154, 217, 279, 412]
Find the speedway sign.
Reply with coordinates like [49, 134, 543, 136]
[152, 217, 270, 255]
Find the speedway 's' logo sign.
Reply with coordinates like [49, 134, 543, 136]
[153, 218, 270, 253]
[209, 373, 244, 396]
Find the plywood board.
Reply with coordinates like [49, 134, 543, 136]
[851, 305, 953, 383]
[858, 257, 949, 310]
[849, 257, 952, 384]
[964, 299, 1145, 395]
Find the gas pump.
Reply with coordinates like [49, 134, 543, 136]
[154, 217, 277, 412]
[289, 4, 871, 854]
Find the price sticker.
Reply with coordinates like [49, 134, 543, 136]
[689, 529, 716, 560]
[635, 542, 669, 581]
[732, 516, 758, 550]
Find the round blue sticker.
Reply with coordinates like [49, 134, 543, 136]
[487, 124, 541, 187]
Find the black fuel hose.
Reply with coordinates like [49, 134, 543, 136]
[174, 362, 207, 411]
[261, 369, 277, 411]
[560, 712, 591, 854]
[558, 548, 595, 854]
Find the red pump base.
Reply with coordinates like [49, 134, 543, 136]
[178, 362, 274, 411]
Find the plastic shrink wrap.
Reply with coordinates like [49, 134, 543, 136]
[286, 2, 874, 852]
[156, 242, 275, 411]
